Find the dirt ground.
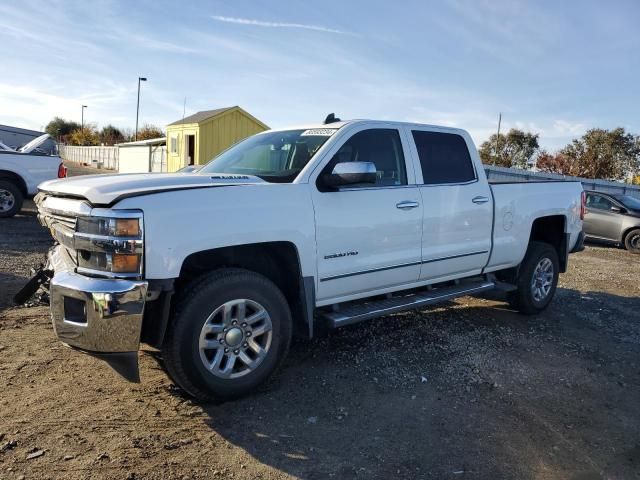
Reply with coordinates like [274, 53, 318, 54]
[1, 176, 639, 479]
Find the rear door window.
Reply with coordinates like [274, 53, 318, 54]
[411, 131, 476, 185]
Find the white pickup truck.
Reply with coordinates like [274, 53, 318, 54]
[26, 118, 585, 401]
[0, 134, 66, 217]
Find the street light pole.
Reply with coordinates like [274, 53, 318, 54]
[135, 77, 147, 141]
[81, 105, 87, 145]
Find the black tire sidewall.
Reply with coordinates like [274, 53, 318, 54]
[624, 229, 640, 254]
[167, 270, 292, 400]
[0, 181, 23, 218]
[514, 242, 559, 314]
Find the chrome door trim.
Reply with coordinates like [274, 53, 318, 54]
[422, 250, 489, 264]
[319, 250, 489, 282]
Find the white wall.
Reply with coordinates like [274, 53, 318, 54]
[118, 146, 150, 173]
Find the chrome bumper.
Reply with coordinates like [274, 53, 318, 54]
[48, 245, 148, 353]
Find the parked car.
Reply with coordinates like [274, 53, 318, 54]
[21, 118, 585, 401]
[176, 165, 201, 173]
[0, 134, 66, 217]
[584, 190, 640, 253]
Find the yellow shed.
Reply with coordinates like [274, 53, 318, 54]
[165, 106, 269, 172]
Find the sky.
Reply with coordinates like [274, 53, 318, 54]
[1, 0, 638, 150]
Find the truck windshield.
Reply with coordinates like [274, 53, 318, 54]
[615, 194, 640, 210]
[198, 129, 337, 183]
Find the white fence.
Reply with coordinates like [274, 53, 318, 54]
[59, 145, 119, 170]
[484, 165, 640, 199]
[150, 146, 168, 172]
[59, 145, 168, 172]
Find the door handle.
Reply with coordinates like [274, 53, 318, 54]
[472, 196, 490, 205]
[396, 201, 420, 210]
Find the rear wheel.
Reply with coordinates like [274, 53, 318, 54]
[0, 180, 23, 218]
[508, 241, 559, 315]
[162, 268, 292, 402]
[624, 229, 640, 254]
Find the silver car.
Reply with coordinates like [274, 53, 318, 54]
[584, 191, 640, 254]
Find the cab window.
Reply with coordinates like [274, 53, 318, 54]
[412, 130, 476, 185]
[324, 129, 407, 187]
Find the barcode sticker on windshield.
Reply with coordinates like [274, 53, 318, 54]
[301, 129, 337, 136]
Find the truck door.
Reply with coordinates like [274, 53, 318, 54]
[311, 126, 423, 303]
[406, 128, 493, 281]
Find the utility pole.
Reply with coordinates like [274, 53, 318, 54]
[494, 112, 502, 165]
[81, 105, 87, 145]
[135, 77, 147, 141]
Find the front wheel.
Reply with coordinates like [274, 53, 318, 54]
[624, 229, 640, 254]
[162, 268, 292, 402]
[508, 241, 559, 315]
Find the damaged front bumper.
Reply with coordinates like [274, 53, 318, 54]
[47, 244, 148, 381]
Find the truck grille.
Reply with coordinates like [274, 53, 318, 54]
[35, 193, 91, 265]
[45, 211, 77, 230]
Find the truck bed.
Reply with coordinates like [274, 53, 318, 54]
[486, 181, 583, 272]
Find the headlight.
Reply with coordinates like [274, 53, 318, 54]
[76, 217, 140, 237]
[74, 211, 144, 278]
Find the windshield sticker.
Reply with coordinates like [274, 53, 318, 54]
[301, 129, 337, 137]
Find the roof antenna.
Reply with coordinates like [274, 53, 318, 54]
[324, 113, 341, 124]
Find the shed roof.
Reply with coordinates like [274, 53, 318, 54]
[168, 107, 235, 126]
[167, 106, 269, 129]
[116, 137, 166, 147]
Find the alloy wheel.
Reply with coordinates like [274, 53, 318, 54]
[530, 257, 554, 302]
[198, 298, 273, 379]
[0, 189, 15, 213]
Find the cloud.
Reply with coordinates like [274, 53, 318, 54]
[211, 15, 353, 35]
[126, 34, 202, 54]
[552, 119, 586, 136]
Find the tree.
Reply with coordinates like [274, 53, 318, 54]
[535, 150, 573, 175]
[45, 117, 80, 142]
[68, 125, 100, 146]
[479, 129, 540, 169]
[120, 128, 135, 143]
[99, 125, 124, 145]
[560, 128, 640, 180]
[136, 124, 164, 141]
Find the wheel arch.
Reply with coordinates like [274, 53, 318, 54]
[0, 170, 28, 197]
[528, 215, 568, 272]
[177, 241, 314, 339]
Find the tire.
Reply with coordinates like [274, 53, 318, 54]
[0, 180, 24, 218]
[624, 229, 640, 254]
[162, 268, 292, 402]
[508, 241, 559, 315]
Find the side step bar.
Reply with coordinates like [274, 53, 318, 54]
[321, 279, 496, 328]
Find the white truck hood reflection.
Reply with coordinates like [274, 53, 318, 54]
[38, 172, 266, 205]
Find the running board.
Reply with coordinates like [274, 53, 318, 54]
[321, 280, 496, 328]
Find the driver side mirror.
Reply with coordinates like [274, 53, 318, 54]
[324, 162, 377, 188]
[610, 205, 624, 213]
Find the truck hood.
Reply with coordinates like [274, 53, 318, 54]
[38, 172, 266, 206]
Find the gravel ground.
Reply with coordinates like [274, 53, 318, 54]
[1, 178, 639, 479]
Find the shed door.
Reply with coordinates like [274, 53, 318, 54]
[185, 134, 195, 166]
